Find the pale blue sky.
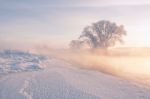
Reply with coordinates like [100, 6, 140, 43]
[1, 0, 150, 49]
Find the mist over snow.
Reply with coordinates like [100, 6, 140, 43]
[0, 49, 150, 99]
[1, 0, 150, 99]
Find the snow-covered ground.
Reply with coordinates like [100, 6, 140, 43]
[0, 50, 150, 99]
[0, 50, 46, 75]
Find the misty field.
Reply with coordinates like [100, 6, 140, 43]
[45, 47, 150, 86]
[0, 50, 150, 99]
[1, 0, 150, 99]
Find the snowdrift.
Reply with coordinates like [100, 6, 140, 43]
[0, 50, 47, 75]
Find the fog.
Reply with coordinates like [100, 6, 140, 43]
[32, 47, 150, 87]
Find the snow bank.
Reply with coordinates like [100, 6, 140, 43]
[0, 50, 47, 74]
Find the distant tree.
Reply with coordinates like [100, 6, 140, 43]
[70, 40, 91, 49]
[70, 40, 81, 49]
[70, 20, 126, 49]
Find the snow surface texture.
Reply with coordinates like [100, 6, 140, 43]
[0, 50, 46, 75]
[0, 50, 150, 99]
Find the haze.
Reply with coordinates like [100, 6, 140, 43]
[1, 1, 150, 98]
[1, 0, 150, 49]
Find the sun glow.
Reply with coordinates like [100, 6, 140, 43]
[114, 33, 150, 48]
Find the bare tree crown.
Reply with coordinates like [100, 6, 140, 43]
[70, 20, 126, 49]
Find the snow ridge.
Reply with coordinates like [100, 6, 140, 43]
[0, 50, 47, 75]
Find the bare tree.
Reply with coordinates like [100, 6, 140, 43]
[70, 40, 81, 49]
[70, 20, 126, 49]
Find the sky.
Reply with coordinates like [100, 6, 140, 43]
[1, 0, 150, 49]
